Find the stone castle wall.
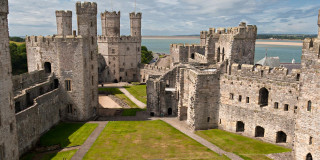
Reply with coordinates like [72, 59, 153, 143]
[0, 0, 19, 159]
[12, 70, 47, 92]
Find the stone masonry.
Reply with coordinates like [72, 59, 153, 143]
[98, 11, 142, 83]
[147, 11, 320, 160]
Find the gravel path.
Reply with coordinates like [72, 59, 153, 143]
[160, 118, 243, 160]
[71, 121, 108, 160]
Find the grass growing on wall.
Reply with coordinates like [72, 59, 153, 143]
[39, 123, 98, 148]
[195, 129, 291, 160]
[84, 120, 229, 160]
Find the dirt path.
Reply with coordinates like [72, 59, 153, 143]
[160, 118, 243, 160]
[71, 121, 108, 160]
[118, 87, 146, 108]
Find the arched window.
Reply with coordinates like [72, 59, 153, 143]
[307, 101, 312, 111]
[306, 153, 312, 160]
[44, 62, 51, 73]
[255, 126, 265, 137]
[236, 121, 245, 132]
[276, 131, 287, 143]
[259, 87, 269, 107]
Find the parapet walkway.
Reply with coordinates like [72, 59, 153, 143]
[71, 121, 108, 160]
[160, 118, 243, 160]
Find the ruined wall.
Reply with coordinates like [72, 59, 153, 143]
[219, 64, 300, 148]
[15, 88, 63, 155]
[170, 44, 205, 64]
[294, 38, 320, 159]
[0, 0, 19, 159]
[140, 64, 169, 83]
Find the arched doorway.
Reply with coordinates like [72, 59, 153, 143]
[113, 79, 118, 83]
[236, 121, 245, 132]
[276, 131, 287, 143]
[120, 77, 122, 82]
[44, 62, 51, 73]
[54, 79, 59, 89]
[26, 92, 33, 107]
[150, 112, 155, 117]
[259, 87, 269, 107]
[191, 53, 195, 59]
[168, 108, 172, 115]
[306, 153, 313, 160]
[255, 126, 265, 137]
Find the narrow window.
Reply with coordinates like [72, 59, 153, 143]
[246, 97, 249, 103]
[10, 123, 13, 133]
[65, 80, 71, 91]
[207, 117, 210, 122]
[284, 104, 289, 111]
[274, 102, 279, 109]
[219, 119, 221, 124]
[261, 70, 264, 77]
[259, 87, 269, 107]
[92, 76, 94, 85]
[309, 136, 313, 145]
[112, 49, 115, 54]
[230, 93, 234, 100]
[92, 37, 94, 45]
[296, 74, 300, 81]
[307, 101, 312, 111]
[91, 51, 93, 60]
[238, 95, 242, 102]
[0, 144, 4, 160]
[67, 104, 73, 113]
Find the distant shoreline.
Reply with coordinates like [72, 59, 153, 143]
[142, 36, 303, 46]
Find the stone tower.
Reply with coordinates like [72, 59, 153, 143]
[101, 11, 120, 37]
[130, 12, 142, 37]
[294, 10, 320, 160]
[0, 0, 19, 159]
[55, 10, 72, 36]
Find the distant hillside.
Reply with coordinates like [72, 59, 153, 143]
[172, 34, 317, 40]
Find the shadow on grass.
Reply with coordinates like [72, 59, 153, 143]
[98, 88, 123, 95]
[121, 108, 147, 116]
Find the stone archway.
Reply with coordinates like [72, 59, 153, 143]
[236, 121, 245, 132]
[255, 126, 265, 137]
[276, 131, 287, 143]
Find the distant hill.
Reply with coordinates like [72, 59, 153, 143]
[170, 34, 317, 40]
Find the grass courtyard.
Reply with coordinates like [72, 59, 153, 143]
[196, 129, 291, 160]
[124, 84, 147, 104]
[83, 120, 229, 160]
[99, 87, 140, 108]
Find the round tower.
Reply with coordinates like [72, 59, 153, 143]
[55, 10, 72, 36]
[130, 12, 142, 37]
[101, 11, 120, 37]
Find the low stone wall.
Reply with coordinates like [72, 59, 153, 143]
[15, 88, 63, 156]
[12, 70, 48, 92]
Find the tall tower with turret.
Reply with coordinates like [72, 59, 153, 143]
[0, 0, 19, 159]
[101, 11, 120, 37]
[56, 10, 72, 36]
[130, 12, 142, 37]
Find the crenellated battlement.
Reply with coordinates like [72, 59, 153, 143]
[97, 35, 141, 43]
[101, 11, 120, 18]
[170, 43, 205, 50]
[228, 63, 301, 82]
[26, 35, 83, 47]
[76, 2, 97, 15]
[141, 64, 170, 72]
[0, 0, 8, 13]
[55, 10, 72, 17]
[129, 12, 142, 19]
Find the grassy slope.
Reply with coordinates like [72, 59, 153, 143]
[84, 120, 230, 160]
[99, 88, 139, 108]
[39, 123, 98, 148]
[196, 129, 291, 160]
[10, 41, 25, 45]
[124, 85, 147, 104]
[40, 150, 78, 160]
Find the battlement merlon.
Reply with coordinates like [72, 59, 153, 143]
[26, 35, 84, 47]
[55, 10, 72, 17]
[76, 2, 97, 15]
[0, 0, 9, 13]
[129, 12, 142, 19]
[101, 11, 120, 18]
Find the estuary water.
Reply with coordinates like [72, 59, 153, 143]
[142, 39, 302, 63]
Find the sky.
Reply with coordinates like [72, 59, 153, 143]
[7, 0, 320, 36]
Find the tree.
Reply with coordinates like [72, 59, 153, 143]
[9, 42, 27, 75]
[141, 46, 153, 64]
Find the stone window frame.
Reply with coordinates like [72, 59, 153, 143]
[65, 79, 72, 91]
[284, 104, 289, 111]
[274, 102, 279, 109]
[238, 95, 242, 102]
[111, 49, 115, 54]
[246, 97, 249, 103]
[10, 123, 13, 133]
[67, 104, 73, 114]
[309, 136, 313, 145]
[307, 101, 312, 111]
[230, 93, 234, 100]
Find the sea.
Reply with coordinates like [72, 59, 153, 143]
[142, 39, 302, 63]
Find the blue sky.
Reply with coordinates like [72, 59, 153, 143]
[8, 0, 320, 36]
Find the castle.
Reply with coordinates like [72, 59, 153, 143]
[97, 10, 142, 83]
[147, 13, 320, 160]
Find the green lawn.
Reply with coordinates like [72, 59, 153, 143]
[121, 108, 146, 116]
[196, 129, 291, 160]
[84, 120, 229, 160]
[99, 88, 140, 108]
[39, 123, 98, 148]
[124, 85, 147, 104]
[40, 149, 77, 160]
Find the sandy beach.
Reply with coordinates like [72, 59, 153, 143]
[142, 36, 302, 46]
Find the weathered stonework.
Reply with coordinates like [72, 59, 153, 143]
[147, 13, 320, 159]
[98, 11, 142, 83]
[0, 0, 19, 159]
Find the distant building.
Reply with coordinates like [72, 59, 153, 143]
[256, 56, 280, 68]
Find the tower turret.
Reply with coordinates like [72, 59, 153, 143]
[76, 2, 97, 36]
[101, 11, 121, 37]
[130, 12, 142, 37]
[55, 10, 72, 36]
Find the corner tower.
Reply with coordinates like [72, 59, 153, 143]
[55, 10, 72, 36]
[130, 12, 142, 37]
[0, 0, 19, 159]
[76, 2, 97, 36]
[101, 11, 121, 37]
